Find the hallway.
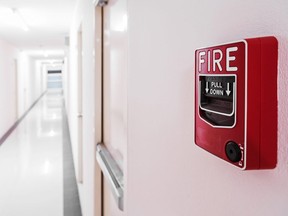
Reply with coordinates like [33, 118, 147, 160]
[0, 89, 81, 216]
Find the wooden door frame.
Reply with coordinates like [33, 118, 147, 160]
[94, 4, 104, 216]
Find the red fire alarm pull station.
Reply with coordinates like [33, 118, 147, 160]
[194, 37, 278, 170]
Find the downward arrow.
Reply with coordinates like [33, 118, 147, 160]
[205, 82, 209, 93]
[226, 83, 231, 96]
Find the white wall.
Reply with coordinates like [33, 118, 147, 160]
[67, 0, 96, 215]
[42, 64, 48, 91]
[68, 0, 82, 209]
[17, 52, 29, 116]
[0, 38, 47, 137]
[62, 57, 69, 110]
[0, 39, 18, 135]
[67, 0, 288, 216]
[127, 0, 288, 216]
[17, 55, 46, 117]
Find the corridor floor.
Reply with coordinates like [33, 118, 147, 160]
[0, 89, 81, 216]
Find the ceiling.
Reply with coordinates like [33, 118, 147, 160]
[0, 0, 76, 53]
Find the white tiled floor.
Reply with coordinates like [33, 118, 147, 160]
[0, 90, 63, 216]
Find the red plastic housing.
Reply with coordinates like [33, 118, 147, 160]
[194, 37, 278, 170]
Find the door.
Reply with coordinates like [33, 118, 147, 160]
[14, 59, 18, 120]
[77, 26, 84, 183]
[94, 0, 127, 215]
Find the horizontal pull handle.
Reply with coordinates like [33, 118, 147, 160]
[77, 113, 83, 118]
[96, 143, 124, 211]
[93, 0, 108, 7]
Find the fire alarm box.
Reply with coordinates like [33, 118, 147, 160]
[194, 36, 278, 170]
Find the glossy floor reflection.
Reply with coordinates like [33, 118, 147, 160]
[0, 90, 64, 216]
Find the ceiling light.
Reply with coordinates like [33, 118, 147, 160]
[10, 8, 29, 32]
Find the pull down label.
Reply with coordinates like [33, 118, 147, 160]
[202, 76, 235, 100]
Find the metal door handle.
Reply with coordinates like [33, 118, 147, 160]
[96, 143, 124, 211]
[93, 0, 108, 7]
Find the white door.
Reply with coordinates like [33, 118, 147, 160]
[77, 26, 84, 183]
[95, 0, 127, 215]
